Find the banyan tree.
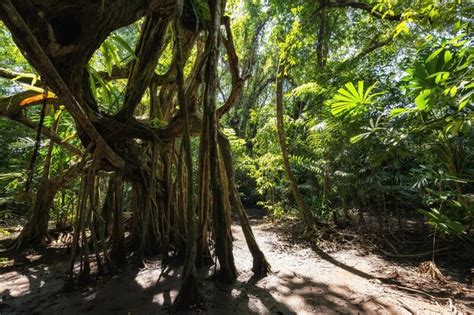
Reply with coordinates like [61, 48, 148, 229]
[0, 0, 270, 309]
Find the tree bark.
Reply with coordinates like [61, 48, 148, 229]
[173, 0, 202, 309]
[196, 111, 213, 267]
[218, 132, 271, 277]
[110, 174, 126, 266]
[12, 107, 61, 249]
[275, 61, 315, 227]
[206, 0, 237, 284]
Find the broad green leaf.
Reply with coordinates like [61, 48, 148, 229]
[425, 47, 443, 63]
[111, 35, 137, 60]
[449, 86, 457, 97]
[330, 81, 381, 117]
[344, 82, 360, 101]
[444, 50, 453, 64]
[415, 89, 431, 110]
[334, 94, 356, 102]
[337, 87, 358, 101]
[390, 108, 408, 117]
[394, 20, 409, 38]
[358, 81, 364, 101]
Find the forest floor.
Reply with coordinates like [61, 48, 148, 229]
[0, 210, 473, 314]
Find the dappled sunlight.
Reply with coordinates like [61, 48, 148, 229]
[1, 220, 470, 313]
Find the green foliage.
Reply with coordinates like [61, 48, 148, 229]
[287, 82, 322, 99]
[419, 208, 466, 235]
[329, 81, 383, 118]
[193, 0, 212, 22]
[257, 200, 287, 219]
[403, 32, 473, 113]
[0, 0, 472, 240]
[219, 0, 473, 238]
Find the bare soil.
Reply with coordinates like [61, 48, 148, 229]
[1, 214, 473, 314]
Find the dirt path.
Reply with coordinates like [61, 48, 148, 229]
[1, 218, 472, 314]
[230, 222, 472, 314]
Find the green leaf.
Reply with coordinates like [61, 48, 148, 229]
[337, 87, 358, 101]
[287, 82, 322, 98]
[458, 90, 473, 110]
[390, 108, 408, 117]
[0, 173, 22, 180]
[111, 35, 137, 60]
[394, 20, 409, 38]
[330, 81, 381, 117]
[449, 86, 457, 97]
[334, 94, 356, 102]
[426, 71, 449, 80]
[458, 99, 469, 111]
[195, 0, 211, 21]
[444, 50, 453, 64]
[415, 89, 431, 111]
[358, 81, 364, 101]
[345, 82, 360, 101]
[350, 133, 370, 143]
[425, 48, 443, 63]
[364, 83, 377, 100]
[418, 209, 466, 234]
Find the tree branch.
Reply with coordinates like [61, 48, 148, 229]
[115, 14, 171, 121]
[322, 1, 402, 21]
[338, 31, 395, 70]
[13, 114, 83, 156]
[0, 90, 82, 155]
[0, 67, 43, 85]
[0, 0, 124, 168]
[0, 90, 60, 117]
[217, 16, 249, 118]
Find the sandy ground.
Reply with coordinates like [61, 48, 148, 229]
[1, 218, 473, 314]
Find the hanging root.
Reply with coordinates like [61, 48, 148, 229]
[65, 151, 104, 289]
[218, 132, 271, 278]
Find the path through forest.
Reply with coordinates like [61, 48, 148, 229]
[1, 213, 472, 314]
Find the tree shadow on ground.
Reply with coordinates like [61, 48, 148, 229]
[1, 221, 472, 314]
[311, 244, 385, 281]
[0, 238, 68, 272]
[1, 256, 402, 315]
[0, 261, 66, 314]
[262, 219, 473, 305]
[309, 243, 474, 308]
[0, 241, 70, 314]
[207, 270, 402, 314]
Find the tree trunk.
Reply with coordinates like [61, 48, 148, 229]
[111, 174, 126, 266]
[12, 107, 59, 249]
[218, 133, 270, 277]
[196, 113, 213, 267]
[206, 0, 237, 284]
[13, 183, 56, 249]
[275, 61, 315, 227]
[173, 0, 201, 309]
